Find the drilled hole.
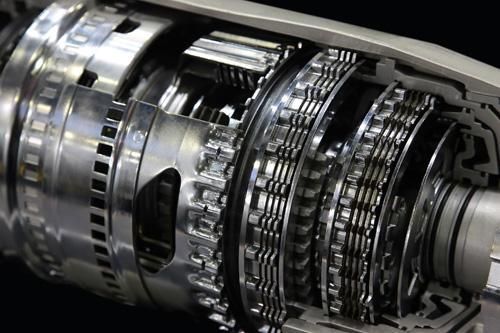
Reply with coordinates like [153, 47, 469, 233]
[92, 179, 106, 192]
[94, 244, 108, 256]
[114, 18, 140, 34]
[91, 229, 106, 242]
[97, 143, 113, 157]
[90, 197, 105, 209]
[97, 259, 111, 269]
[101, 271, 116, 280]
[101, 126, 117, 139]
[90, 213, 105, 226]
[106, 108, 123, 122]
[94, 161, 109, 175]
[77, 69, 98, 88]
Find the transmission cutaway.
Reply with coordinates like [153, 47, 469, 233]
[0, 1, 499, 333]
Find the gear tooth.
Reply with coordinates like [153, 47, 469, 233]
[372, 114, 386, 129]
[294, 256, 311, 270]
[393, 88, 406, 100]
[320, 84, 436, 320]
[363, 131, 377, 143]
[329, 264, 343, 276]
[330, 300, 344, 314]
[335, 215, 350, 230]
[339, 196, 355, 208]
[294, 242, 311, 255]
[295, 222, 314, 236]
[354, 151, 369, 164]
[328, 285, 341, 298]
[190, 125, 243, 325]
[240, 49, 358, 326]
[6, 9, 458, 330]
[346, 172, 361, 184]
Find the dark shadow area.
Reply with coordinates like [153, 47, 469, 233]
[0, 258, 214, 331]
[252, 1, 500, 68]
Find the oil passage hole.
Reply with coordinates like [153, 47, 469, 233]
[114, 18, 140, 34]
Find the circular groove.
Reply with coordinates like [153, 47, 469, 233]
[241, 49, 359, 330]
[0, 0, 91, 278]
[322, 84, 437, 321]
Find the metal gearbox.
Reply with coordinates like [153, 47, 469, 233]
[0, 1, 499, 332]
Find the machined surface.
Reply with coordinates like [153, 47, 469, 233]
[0, 1, 499, 333]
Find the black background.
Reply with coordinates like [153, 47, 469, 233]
[1, 1, 498, 330]
[253, 1, 500, 68]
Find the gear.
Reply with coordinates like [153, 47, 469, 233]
[7, 0, 168, 280]
[179, 31, 296, 128]
[324, 85, 436, 320]
[288, 151, 329, 302]
[189, 126, 242, 328]
[243, 49, 358, 329]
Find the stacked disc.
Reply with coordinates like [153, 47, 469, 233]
[323, 84, 437, 321]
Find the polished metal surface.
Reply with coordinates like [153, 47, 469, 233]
[1, 1, 500, 332]
[481, 228, 500, 333]
[137, 110, 241, 322]
[0, 0, 87, 267]
[451, 188, 500, 292]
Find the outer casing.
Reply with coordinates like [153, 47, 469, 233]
[143, 0, 500, 97]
